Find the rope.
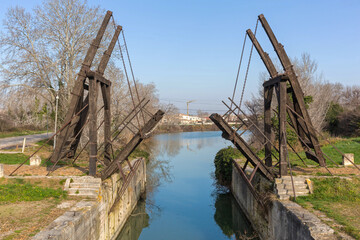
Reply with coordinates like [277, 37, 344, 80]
[238, 19, 259, 113]
[121, 30, 146, 124]
[111, 16, 142, 132]
[229, 32, 247, 119]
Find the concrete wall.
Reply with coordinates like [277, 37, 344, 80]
[33, 158, 146, 240]
[231, 162, 335, 240]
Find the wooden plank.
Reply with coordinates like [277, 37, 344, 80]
[210, 113, 275, 181]
[258, 14, 326, 167]
[101, 110, 165, 180]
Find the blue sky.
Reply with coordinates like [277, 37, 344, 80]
[1, 0, 359, 114]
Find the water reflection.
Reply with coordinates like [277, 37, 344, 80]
[213, 191, 257, 239]
[116, 200, 149, 240]
[118, 131, 255, 239]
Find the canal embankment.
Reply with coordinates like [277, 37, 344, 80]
[231, 160, 336, 240]
[33, 158, 146, 240]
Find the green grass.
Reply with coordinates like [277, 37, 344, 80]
[0, 153, 29, 165]
[286, 137, 360, 167]
[296, 177, 360, 239]
[0, 130, 48, 139]
[0, 178, 67, 202]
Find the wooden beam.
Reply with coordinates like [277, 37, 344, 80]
[210, 113, 275, 181]
[279, 80, 288, 176]
[258, 14, 326, 167]
[101, 110, 165, 180]
[102, 83, 112, 165]
[88, 78, 99, 176]
[264, 86, 274, 167]
[86, 70, 112, 86]
[246, 29, 278, 77]
[263, 74, 289, 88]
[51, 11, 112, 163]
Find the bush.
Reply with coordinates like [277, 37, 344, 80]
[214, 146, 242, 186]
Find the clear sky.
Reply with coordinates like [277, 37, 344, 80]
[1, 0, 359, 114]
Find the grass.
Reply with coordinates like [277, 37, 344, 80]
[0, 130, 48, 139]
[0, 178, 67, 202]
[0, 153, 29, 165]
[296, 177, 360, 239]
[256, 137, 360, 167]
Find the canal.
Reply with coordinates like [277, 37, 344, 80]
[117, 131, 256, 240]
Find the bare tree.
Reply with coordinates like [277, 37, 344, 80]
[292, 53, 336, 131]
[0, 0, 117, 126]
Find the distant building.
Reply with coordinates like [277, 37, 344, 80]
[178, 114, 209, 125]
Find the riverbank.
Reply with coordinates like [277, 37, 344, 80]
[155, 123, 219, 133]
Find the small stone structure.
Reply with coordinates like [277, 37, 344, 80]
[0, 164, 4, 177]
[342, 153, 354, 166]
[30, 155, 41, 166]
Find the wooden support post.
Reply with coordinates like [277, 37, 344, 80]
[258, 14, 326, 167]
[102, 83, 111, 165]
[89, 77, 99, 176]
[279, 80, 288, 176]
[264, 86, 273, 167]
[51, 11, 112, 163]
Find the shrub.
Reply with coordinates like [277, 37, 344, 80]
[214, 146, 242, 186]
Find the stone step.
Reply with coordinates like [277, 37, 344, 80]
[68, 193, 98, 199]
[283, 185, 307, 190]
[68, 188, 100, 195]
[69, 182, 101, 189]
[71, 177, 101, 184]
[277, 194, 290, 200]
[279, 182, 306, 187]
[277, 188, 310, 195]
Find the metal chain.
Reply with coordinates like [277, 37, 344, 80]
[121, 30, 146, 124]
[111, 16, 142, 132]
[229, 32, 247, 120]
[238, 19, 259, 112]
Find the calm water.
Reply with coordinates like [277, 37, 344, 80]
[117, 131, 255, 240]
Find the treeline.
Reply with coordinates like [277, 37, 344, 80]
[325, 86, 360, 137]
[0, 0, 177, 140]
[241, 53, 359, 145]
